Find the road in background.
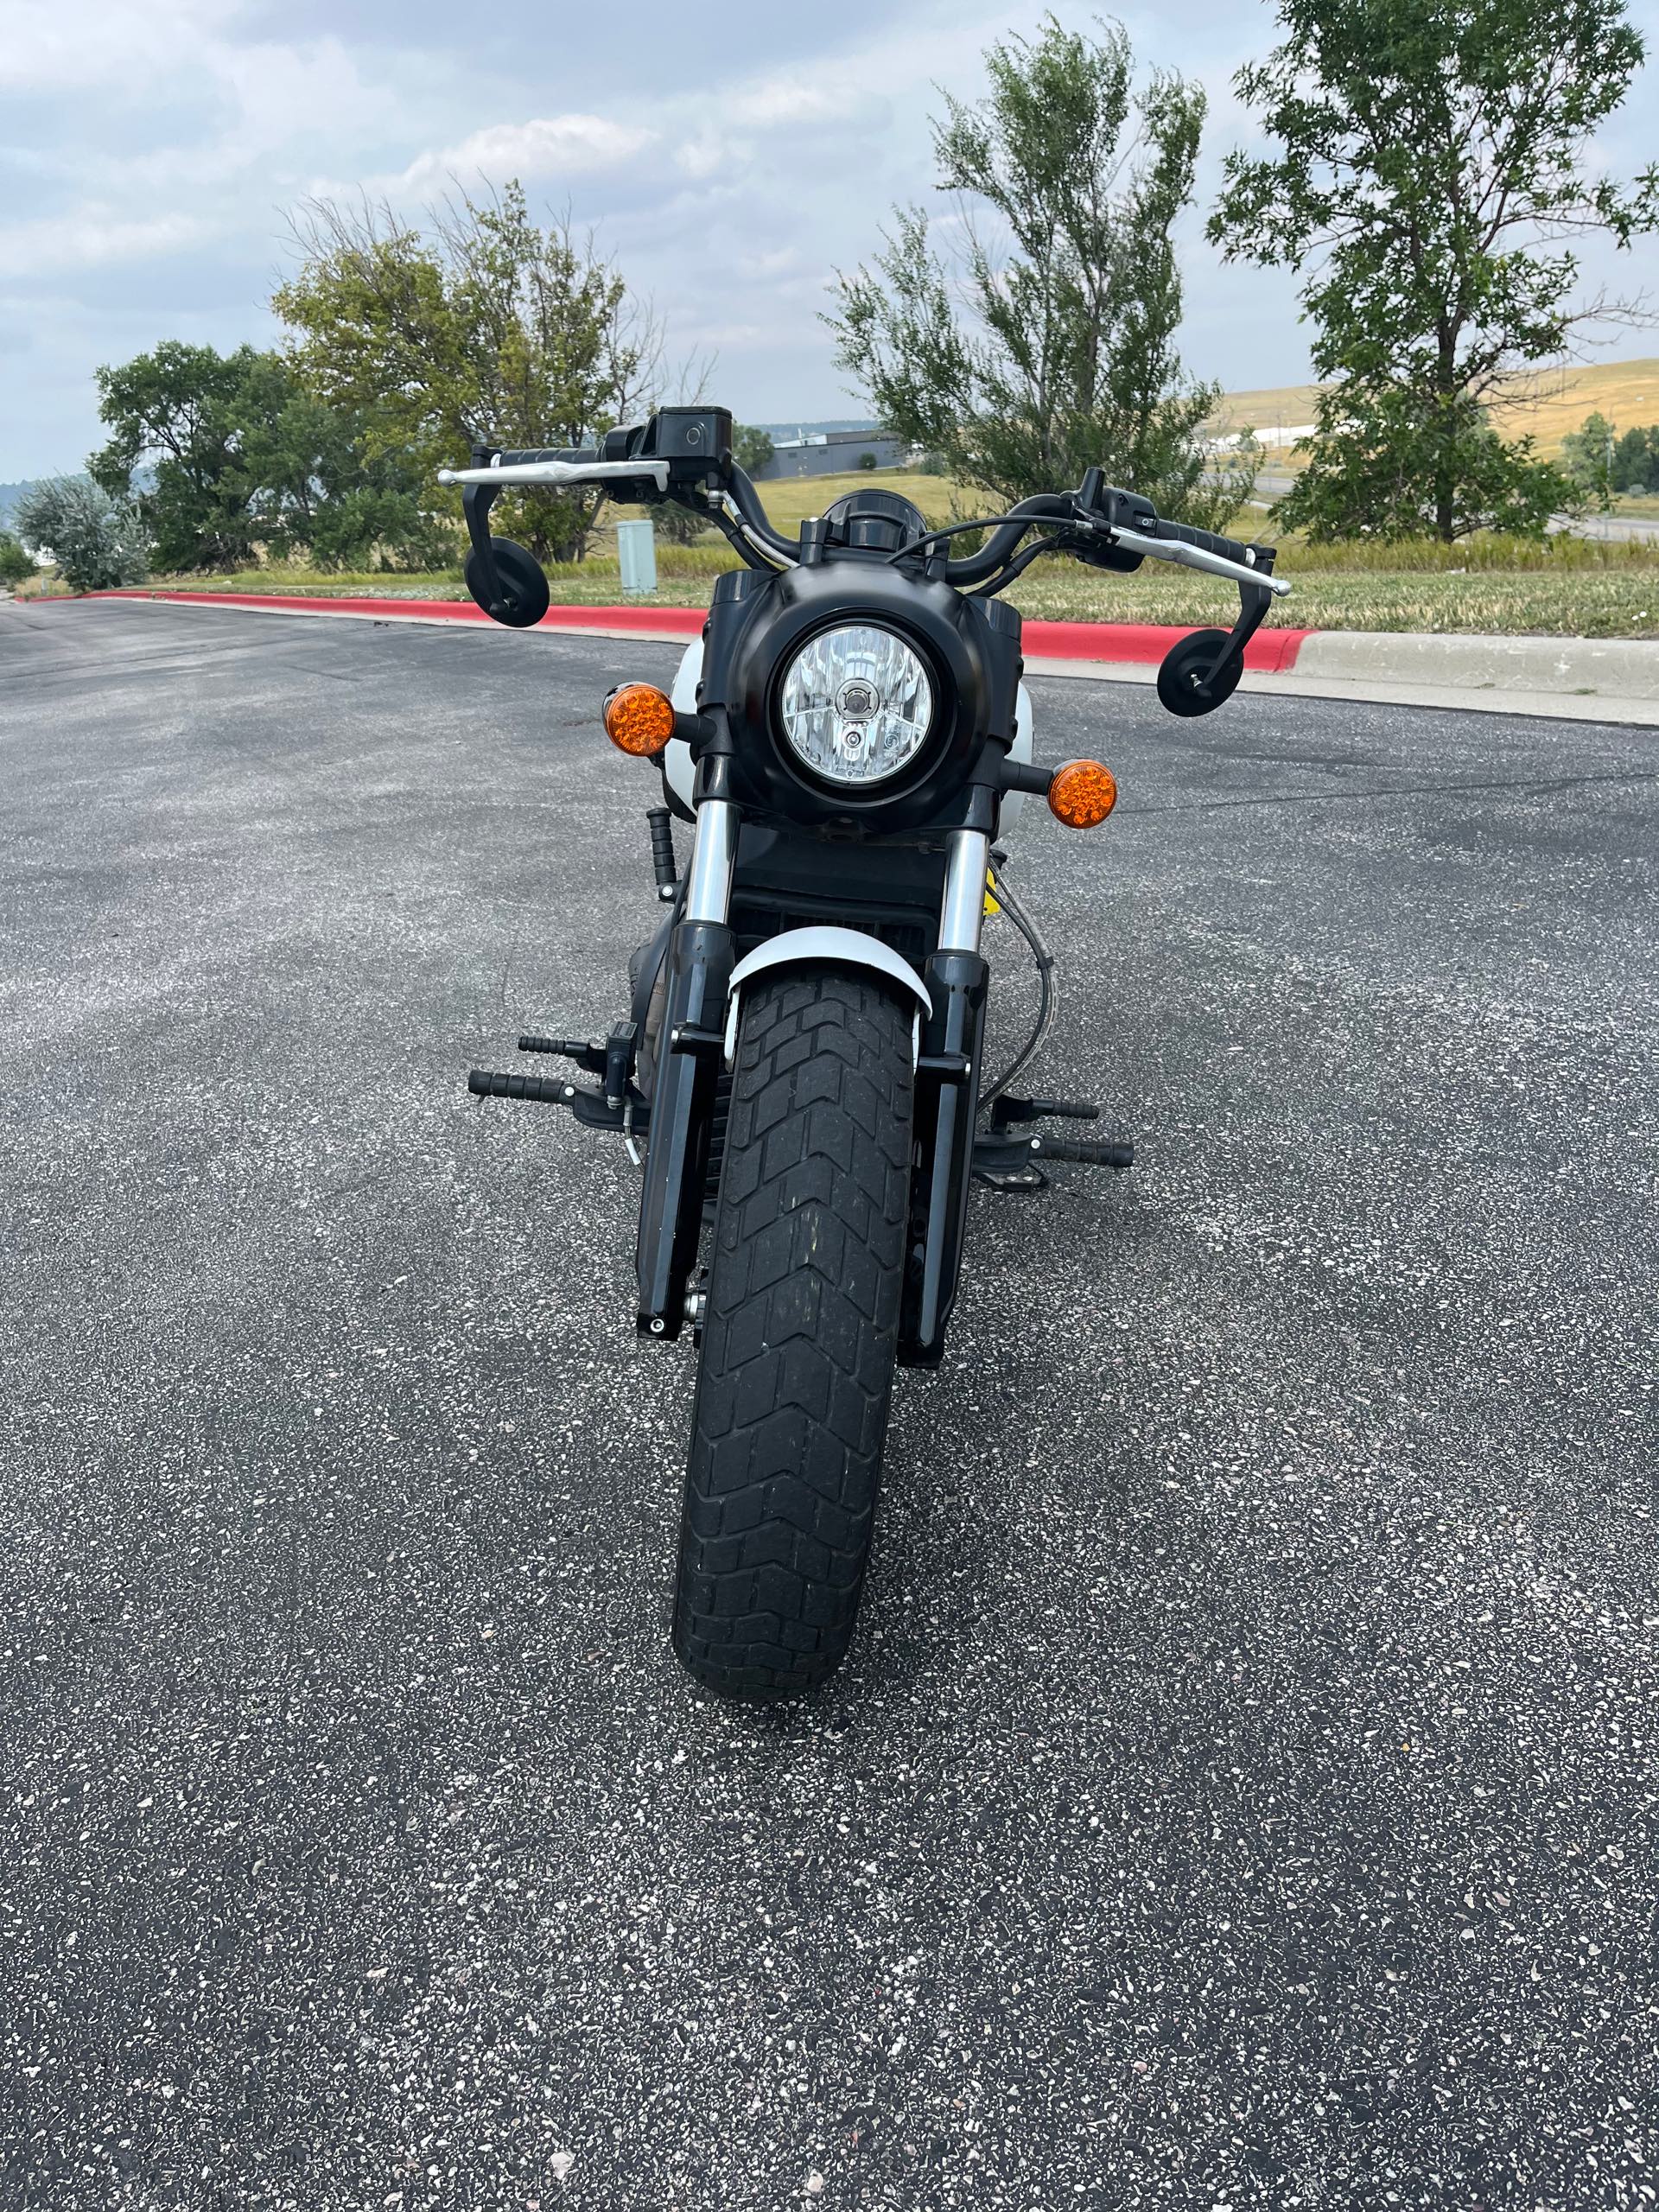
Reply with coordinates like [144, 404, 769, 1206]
[1230, 465, 1659, 543]
[2, 601, 1655, 2209]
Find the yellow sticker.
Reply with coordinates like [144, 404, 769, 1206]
[983, 868, 1001, 918]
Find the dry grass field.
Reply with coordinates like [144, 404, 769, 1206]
[1210, 355, 1659, 457]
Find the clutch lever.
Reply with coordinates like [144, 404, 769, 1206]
[438, 458, 671, 490]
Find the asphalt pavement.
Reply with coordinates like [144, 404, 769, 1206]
[2, 597, 1656, 2210]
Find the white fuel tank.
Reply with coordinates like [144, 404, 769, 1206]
[664, 641, 1038, 834]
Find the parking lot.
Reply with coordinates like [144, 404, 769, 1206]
[2, 596, 1655, 2209]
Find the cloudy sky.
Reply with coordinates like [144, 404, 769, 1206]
[3, 0, 1657, 480]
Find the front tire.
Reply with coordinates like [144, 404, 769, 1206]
[672, 968, 914, 1699]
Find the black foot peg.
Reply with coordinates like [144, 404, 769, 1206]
[970, 1126, 1135, 1188]
[1032, 1134, 1135, 1168]
[990, 1095, 1101, 1130]
[518, 1033, 606, 1072]
[468, 1069, 575, 1103]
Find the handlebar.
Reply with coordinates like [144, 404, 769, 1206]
[439, 410, 1288, 602]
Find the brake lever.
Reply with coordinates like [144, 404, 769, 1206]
[1103, 521, 1292, 597]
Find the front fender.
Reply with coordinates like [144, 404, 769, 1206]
[723, 926, 932, 1065]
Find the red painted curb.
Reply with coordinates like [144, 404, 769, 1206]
[86, 588, 709, 638]
[1023, 619, 1311, 671]
[85, 590, 1313, 670]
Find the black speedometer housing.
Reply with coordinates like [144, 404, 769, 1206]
[697, 560, 1024, 834]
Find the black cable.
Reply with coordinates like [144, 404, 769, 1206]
[882, 512, 1032, 564]
[696, 499, 785, 575]
[966, 532, 1070, 596]
[978, 870, 1056, 1111]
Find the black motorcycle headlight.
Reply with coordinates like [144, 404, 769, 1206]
[776, 621, 934, 787]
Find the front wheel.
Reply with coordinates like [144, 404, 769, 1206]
[672, 968, 915, 1699]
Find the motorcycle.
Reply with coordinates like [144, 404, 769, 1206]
[439, 407, 1289, 1700]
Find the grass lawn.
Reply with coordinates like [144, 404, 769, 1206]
[29, 465, 1659, 637]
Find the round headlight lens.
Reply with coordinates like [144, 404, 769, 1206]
[777, 622, 934, 786]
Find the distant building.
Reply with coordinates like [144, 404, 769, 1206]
[755, 429, 909, 480]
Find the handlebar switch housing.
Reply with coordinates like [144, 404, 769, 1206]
[1068, 469, 1157, 573]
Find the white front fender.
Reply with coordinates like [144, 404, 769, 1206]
[724, 927, 932, 1066]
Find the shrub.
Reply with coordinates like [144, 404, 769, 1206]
[15, 477, 149, 591]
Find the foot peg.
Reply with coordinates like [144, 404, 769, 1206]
[468, 1063, 651, 1137]
[469, 1069, 578, 1103]
[518, 1033, 606, 1072]
[1028, 1133, 1134, 1167]
[971, 1124, 1135, 1192]
[990, 1095, 1100, 1129]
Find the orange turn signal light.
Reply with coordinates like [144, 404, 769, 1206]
[1047, 759, 1117, 828]
[602, 682, 677, 757]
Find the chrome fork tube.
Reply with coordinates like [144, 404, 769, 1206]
[683, 798, 738, 924]
[938, 829, 990, 954]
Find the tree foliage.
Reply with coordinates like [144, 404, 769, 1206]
[1211, 0, 1659, 539]
[733, 423, 775, 476]
[15, 477, 149, 591]
[274, 182, 658, 563]
[1562, 410, 1659, 498]
[91, 341, 446, 572]
[827, 16, 1244, 526]
[0, 531, 35, 588]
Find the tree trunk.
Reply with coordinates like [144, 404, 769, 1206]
[1433, 344, 1459, 543]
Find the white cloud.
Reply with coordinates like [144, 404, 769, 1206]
[0, 0, 239, 92]
[399, 114, 658, 191]
[722, 76, 883, 131]
[0, 210, 219, 281]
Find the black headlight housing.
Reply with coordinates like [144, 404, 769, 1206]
[697, 561, 1024, 834]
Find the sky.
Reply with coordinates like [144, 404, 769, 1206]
[3, 0, 1658, 481]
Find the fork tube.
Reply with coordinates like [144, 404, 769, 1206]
[683, 798, 738, 924]
[939, 828, 989, 951]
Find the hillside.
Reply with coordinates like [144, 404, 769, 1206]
[1209, 357, 1659, 454]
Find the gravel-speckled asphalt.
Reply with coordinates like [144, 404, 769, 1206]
[2, 597, 1656, 2211]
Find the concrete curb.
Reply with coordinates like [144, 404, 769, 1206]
[1023, 654, 1659, 728]
[1295, 629, 1659, 700]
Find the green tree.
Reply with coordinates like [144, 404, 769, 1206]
[16, 477, 149, 591]
[827, 16, 1245, 526]
[733, 423, 775, 476]
[90, 341, 447, 572]
[1561, 410, 1619, 508]
[0, 531, 35, 587]
[1611, 423, 1659, 492]
[274, 182, 656, 563]
[1211, 0, 1659, 541]
[91, 340, 264, 569]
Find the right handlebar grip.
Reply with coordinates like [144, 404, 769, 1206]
[1150, 518, 1255, 566]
